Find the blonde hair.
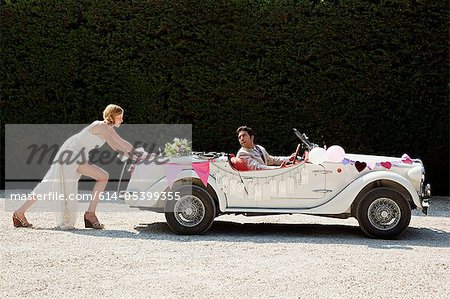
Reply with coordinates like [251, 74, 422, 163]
[103, 104, 124, 125]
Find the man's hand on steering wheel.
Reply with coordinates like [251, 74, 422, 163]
[280, 144, 302, 168]
[292, 144, 302, 164]
[288, 153, 297, 163]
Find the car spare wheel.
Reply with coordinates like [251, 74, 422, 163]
[165, 184, 216, 235]
[357, 187, 411, 239]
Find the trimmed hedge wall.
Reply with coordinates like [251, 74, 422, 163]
[1, 0, 449, 194]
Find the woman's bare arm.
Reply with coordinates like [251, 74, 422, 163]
[92, 124, 137, 159]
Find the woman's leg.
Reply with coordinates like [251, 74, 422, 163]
[15, 195, 37, 214]
[76, 163, 109, 213]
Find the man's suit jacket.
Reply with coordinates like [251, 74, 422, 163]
[237, 145, 288, 170]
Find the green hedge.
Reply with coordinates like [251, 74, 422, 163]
[1, 0, 448, 194]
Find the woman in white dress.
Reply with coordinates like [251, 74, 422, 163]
[12, 104, 140, 229]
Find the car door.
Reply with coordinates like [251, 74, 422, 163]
[236, 162, 327, 209]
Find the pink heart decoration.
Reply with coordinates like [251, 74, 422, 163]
[401, 154, 413, 164]
[402, 158, 412, 164]
[367, 161, 376, 170]
[355, 161, 367, 172]
[380, 161, 392, 169]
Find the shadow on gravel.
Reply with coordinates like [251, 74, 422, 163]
[63, 220, 449, 249]
[47, 198, 448, 248]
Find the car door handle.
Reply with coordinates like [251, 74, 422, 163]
[312, 170, 332, 174]
[313, 189, 333, 193]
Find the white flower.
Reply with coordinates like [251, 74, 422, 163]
[164, 138, 192, 157]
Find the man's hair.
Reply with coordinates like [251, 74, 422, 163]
[236, 126, 254, 137]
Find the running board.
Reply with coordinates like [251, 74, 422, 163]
[224, 207, 313, 214]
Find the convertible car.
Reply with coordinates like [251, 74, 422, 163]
[119, 129, 431, 239]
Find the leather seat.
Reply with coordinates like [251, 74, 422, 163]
[228, 154, 250, 171]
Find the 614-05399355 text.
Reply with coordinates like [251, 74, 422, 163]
[121, 191, 181, 201]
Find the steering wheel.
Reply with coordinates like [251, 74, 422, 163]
[280, 144, 302, 168]
[292, 143, 301, 164]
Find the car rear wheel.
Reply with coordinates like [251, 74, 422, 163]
[357, 187, 411, 239]
[165, 184, 216, 235]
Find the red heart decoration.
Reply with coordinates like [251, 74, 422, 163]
[381, 161, 392, 169]
[355, 161, 367, 172]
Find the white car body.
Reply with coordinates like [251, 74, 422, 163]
[120, 144, 431, 239]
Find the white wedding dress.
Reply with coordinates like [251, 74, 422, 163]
[31, 121, 106, 229]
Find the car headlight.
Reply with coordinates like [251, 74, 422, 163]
[407, 166, 422, 182]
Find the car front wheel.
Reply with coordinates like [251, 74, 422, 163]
[165, 184, 216, 235]
[357, 187, 411, 239]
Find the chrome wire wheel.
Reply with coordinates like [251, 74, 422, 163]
[367, 197, 401, 231]
[174, 195, 206, 227]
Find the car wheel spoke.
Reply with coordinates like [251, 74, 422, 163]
[367, 197, 401, 231]
[174, 195, 206, 227]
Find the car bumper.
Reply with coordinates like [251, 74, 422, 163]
[420, 183, 431, 215]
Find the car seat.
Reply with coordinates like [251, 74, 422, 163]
[228, 154, 250, 171]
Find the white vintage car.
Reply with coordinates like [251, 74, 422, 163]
[119, 129, 431, 239]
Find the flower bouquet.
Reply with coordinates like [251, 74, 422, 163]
[164, 138, 192, 158]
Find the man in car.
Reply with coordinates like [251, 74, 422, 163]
[236, 126, 294, 170]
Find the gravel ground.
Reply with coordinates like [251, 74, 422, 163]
[1, 196, 449, 298]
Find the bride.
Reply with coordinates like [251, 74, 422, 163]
[12, 104, 145, 229]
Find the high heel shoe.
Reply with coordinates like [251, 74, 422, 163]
[84, 212, 104, 229]
[12, 212, 33, 228]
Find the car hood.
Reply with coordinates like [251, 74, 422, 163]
[344, 153, 421, 166]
